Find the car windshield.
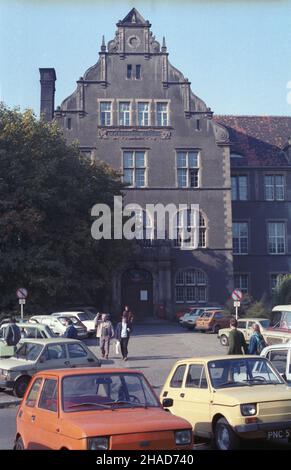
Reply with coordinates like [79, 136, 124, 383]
[201, 312, 213, 318]
[58, 317, 83, 327]
[14, 342, 43, 361]
[77, 312, 90, 321]
[62, 373, 160, 412]
[208, 358, 284, 389]
[259, 320, 270, 329]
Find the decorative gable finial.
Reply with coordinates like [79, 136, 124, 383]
[101, 35, 106, 52]
[162, 36, 167, 53]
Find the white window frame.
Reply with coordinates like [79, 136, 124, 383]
[155, 101, 169, 126]
[234, 273, 249, 294]
[118, 101, 131, 127]
[137, 101, 150, 127]
[231, 175, 248, 201]
[122, 150, 147, 188]
[175, 269, 207, 304]
[264, 175, 285, 201]
[267, 222, 286, 254]
[176, 150, 200, 189]
[233, 222, 249, 255]
[99, 100, 113, 126]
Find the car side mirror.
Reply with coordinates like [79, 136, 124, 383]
[162, 398, 173, 408]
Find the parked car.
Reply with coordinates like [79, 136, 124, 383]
[160, 355, 291, 450]
[261, 343, 291, 383]
[51, 311, 96, 336]
[0, 322, 56, 358]
[270, 305, 291, 331]
[0, 338, 100, 398]
[29, 315, 87, 339]
[181, 307, 223, 330]
[218, 318, 270, 347]
[14, 368, 193, 450]
[195, 310, 230, 334]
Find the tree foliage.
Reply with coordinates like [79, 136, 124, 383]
[0, 104, 130, 313]
[273, 274, 291, 305]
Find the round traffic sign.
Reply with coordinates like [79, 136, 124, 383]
[232, 289, 243, 301]
[16, 288, 28, 299]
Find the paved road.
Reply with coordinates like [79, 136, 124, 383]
[0, 323, 290, 450]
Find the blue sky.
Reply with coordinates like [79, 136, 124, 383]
[1, 0, 291, 116]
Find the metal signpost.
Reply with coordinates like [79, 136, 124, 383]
[231, 289, 243, 320]
[16, 288, 28, 320]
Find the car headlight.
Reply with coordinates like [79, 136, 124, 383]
[241, 403, 257, 416]
[175, 429, 192, 445]
[87, 437, 109, 450]
[1, 370, 9, 377]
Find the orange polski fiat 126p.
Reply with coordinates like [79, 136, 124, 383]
[14, 368, 193, 450]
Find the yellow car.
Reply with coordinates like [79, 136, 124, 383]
[160, 355, 291, 450]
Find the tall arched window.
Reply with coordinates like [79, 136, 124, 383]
[135, 209, 154, 247]
[175, 269, 207, 303]
[174, 210, 207, 248]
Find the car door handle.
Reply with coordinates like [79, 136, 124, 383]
[180, 393, 185, 398]
[31, 415, 36, 422]
[64, 361, 71, 366]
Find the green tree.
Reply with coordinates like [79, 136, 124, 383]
[0, 104, 130, 314]
[245, 294, 270, 319]
[273, 274, 291, 305]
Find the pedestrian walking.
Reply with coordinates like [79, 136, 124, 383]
[98, 314, 114, 359]
[4, 318, 21, 348]
[227, 318, 248, 355]
[122, 305, 134, 325]
[248, 323, 267, 355]
[62, 318, 78, 339]
[115, 315, 133, 361]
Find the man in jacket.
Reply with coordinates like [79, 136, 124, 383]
[63, 318, 78, 339]
[115, 315, 133, 361]
[4, 318, 21, 347]
[97, 314, 114, 359]
[227, 318, 248, 355]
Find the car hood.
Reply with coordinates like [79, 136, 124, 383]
[213, 384, 291, 405]
[60, 407, 191, 439]
[0, 357, 35, 370]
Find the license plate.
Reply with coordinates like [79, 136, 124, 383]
[267, 429, 291, 440]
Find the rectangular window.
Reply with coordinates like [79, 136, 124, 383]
[119, 102, 131, 126]
[268, 222, 286, 254]
[100, 102, 112, 126]
[138, 102, 150, 126]
[233, 222, 249, 254]
[231, 175, 248, 201]
[38, 379, 58, 412]
[234, 274, 249, 294]
[175, 286, 184, 302]
[123, 150, 147, 188]
[270, 273, 288, 292]
[156, 102, 169, 126]
[177, 151, 199, 188]
[127, 64, 132, 79]
[265, 175, 285, 201]
[185, 365, 208, 389]
[67, 118, 72, 130]
[136, 65, 141, 79]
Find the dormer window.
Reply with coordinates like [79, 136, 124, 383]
[136, 65, 141, 79]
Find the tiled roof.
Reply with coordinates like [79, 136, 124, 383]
[214, 115, 291, 167]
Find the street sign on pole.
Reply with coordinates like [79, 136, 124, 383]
[16, 288, 28, 300]
[17, 288, 27, 320]
[232, 289, 243, 320]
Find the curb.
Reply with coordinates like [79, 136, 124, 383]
[0, 399, 21, 409]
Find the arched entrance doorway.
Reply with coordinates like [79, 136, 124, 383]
[121, 269, 153, 319]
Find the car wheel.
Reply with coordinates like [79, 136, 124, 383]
[13, 376, 31, 398]
[220, 335, 229, 347]
[214, 418, 240, 450]
[14, 436, 25, 450]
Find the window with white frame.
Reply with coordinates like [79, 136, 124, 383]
[119, 102, 131, 126]
[268, 222, 286, 254]
[264, 175, 285, 201]
[234, 274, 249, 294]
[177, 151, 199, 188]
[175, 270, 207, 303]
[134, 209, 154, 247]
[137, 102, 150, 126]
[156, 102, 169, 126]
[174, 210, 206, 249]
[231, 175, 248, 201]
[100, 102, 112, 126]
[123, 150, 147, 188]
[233, 222, 248, 255]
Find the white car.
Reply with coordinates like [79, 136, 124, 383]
[52, 311, 96, 336]
[261, 343, 291, 383]
[0, 338, 100, 397]
[29, 315, 87, 339]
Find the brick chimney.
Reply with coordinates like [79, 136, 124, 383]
[39, 68, 56, 121]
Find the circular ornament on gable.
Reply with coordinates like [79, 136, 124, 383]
[128, 35, 141, 49]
